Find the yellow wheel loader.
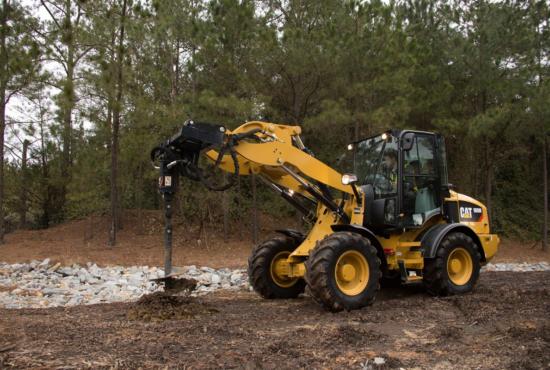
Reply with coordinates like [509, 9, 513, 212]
[151, 120, 500, 312]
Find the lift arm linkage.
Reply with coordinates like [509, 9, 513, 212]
[151, 120, 356, 222]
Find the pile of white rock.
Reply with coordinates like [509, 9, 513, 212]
[0, 259, 248, 309]
[1, 259, 549, 309]
[482, 261, 550, 272]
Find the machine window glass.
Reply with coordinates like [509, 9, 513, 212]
[437, 136, 449, 186]
[354, 137, 385, 185]
[376, 139, 399, 198]
[402, 134, 440, 226]
[417, 136, 436, 175]
[353, 134, 399, 199]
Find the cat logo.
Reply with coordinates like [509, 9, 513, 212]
[460, 207, 473, 219]
[459, 203, 483, 222]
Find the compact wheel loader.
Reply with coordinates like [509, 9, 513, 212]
[151, 120, 500, 312]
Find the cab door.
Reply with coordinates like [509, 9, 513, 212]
[400, 132, 443, 227]
[361, 135, 400, 228]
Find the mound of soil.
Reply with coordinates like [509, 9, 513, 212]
[153, 276, 198, 293]
[127, 292, 218, 322]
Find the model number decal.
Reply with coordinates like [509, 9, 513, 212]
[459, 202, 483, 222]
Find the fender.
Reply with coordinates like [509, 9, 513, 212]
[420, 223, 485, 261]
[331, 224, 388, 271]
[275, 229, 305, 244]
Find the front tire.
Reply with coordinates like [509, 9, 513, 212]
[305, 232, 381, 312]
[248, 236, 306, 299]
[423, 232, 481, 296]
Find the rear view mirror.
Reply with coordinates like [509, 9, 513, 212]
[402, 132, 415, 151]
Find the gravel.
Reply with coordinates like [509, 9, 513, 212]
[481, 261, 550, 272]
[0, 259, 248, 309]
[0, 259, 548, 309]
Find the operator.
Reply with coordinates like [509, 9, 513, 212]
[403, 159, 419, 217]
[382, 149, 398, 194]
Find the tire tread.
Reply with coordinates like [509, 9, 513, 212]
[305, 232, 381, 312]
[423, 232, 481, 296]
[248, 236, 305, 299]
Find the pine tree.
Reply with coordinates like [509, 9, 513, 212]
[37, 0, 92, 219]
[0, 0, 40, 243]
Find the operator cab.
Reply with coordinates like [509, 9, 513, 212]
[349, 130, 449, 231]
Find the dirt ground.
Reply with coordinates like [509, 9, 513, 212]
[1, 214, 549, 369]
[0, 272, 548, 369]
[0, 211, 260, 268]
[1, 212, 549, 268]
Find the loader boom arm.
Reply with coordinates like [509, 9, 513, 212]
[204, 121, 353, 195]
[152, 120, 356, 223]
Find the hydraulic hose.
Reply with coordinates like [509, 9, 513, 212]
[197, 128, 263, 191]
[196, 142, 240, 191]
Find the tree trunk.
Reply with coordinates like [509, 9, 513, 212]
[171, 40, 179, 101]
[0, 93, 5, 244]
[0, 0, 7, 244]
[250, 173, 260, 244]
[222, 191, 228, 243]
[543, 136, 548, 251]
[19, 139, 29, 228]
[60, 72, 73, 183]
[537, 12, 547, 251]
[38, 107, 50, 228]
[109, 0, 127, 247]
[60, 1, 76, 215]
[251, 173, 258, 244]
[108, 100, 118, 245]
[484, 165, 493, 224]
[484, 140, 493, 226]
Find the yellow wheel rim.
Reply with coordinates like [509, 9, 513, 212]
[334, 250, 369, 296]
[447, 247, 473, 286]
[270, 251, 299, 288]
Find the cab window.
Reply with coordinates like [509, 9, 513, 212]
[402, 134, 440, 225]
[354, 135, 398, 199]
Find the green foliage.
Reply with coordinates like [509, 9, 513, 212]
[2, 0, 549, 241]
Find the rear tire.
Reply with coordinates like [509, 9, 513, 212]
[248, 236, 306, 299]
[305, 232, 381, 312]
[423, 232, 481, 296]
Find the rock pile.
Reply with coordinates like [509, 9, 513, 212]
[0, 259, 248, 309]
[0, 259, 548, 309]
[481, 261, 550, 272]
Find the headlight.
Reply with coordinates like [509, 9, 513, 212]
[342, 173, 358, 185]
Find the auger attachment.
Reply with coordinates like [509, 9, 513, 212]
[150, 120, 262, 289]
